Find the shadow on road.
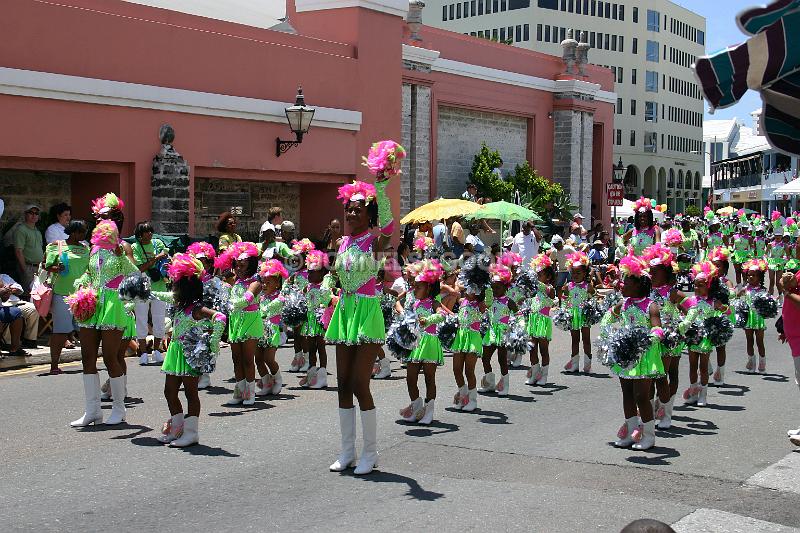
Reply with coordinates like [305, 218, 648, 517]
[528, 384, 569, 395]
[402, 420, 460, 437]
[108, 423, 153, 439]
[37, 369, 83, 377]
[625, 446, 680, 466]
[717, 384, 750, 396]
[476, 409, 510, 425]
[202, 385, 233, 395]
[352, 471, 444, 501]
[207, 402, 275, 416]
[177, 443, 240, 457]
[762, 374, 789, 382]
[656, 416, 718, 438]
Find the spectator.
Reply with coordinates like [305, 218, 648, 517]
[549, 235, 575, 298]
[216, 211, 241, 251]
[432, 219, 447, 249]
[461, 183, 479, 203]
[0, 272, 39, 351]
[465, 222, 485, 254]
[503, 233, 514, 252]
[44, 219, 89, 374]
[321, 218, 343, 252]
[448, 217, 465, 258]
[268, 207, 284, 239]
[588, 239, 608, 265]
[45, 203, 71, 244]
[130, 221, 170, 365]
[396, 241, 410, 268]
[588, 222, 604, 243]
[0, 295, 25, 356]
[511, 220, 543, 264]
[414, 221, 433, 240]
[14, 204, 44, 297]
[570, 213, 588, 245]
[259, 223, 291, 260]
[389, 260, 412, 296]
[281, 220, 296, 244]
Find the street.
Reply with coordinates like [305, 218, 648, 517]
[2, 321, 800, 533]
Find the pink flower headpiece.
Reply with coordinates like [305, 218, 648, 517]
[690, 261, 719, 281]
[565, 251, 589, 270]
[187, 241, 216, 260]
[167, 253, 204, 282]
[633, 197, 652, 213]
[291, 238, 316, 254]
[530, 253, 553, 273]
[772, 210, 783, 222]
[414, 236, 434, 253]
[413, 259, 444, 284]
[306, 250, 330, 271]
[743, 258, 767, 272]
[337, 180, 377, 206]
[489, 263, 513, 285]
[662, 228, 683, 247]
[91, 193, 124, 215]
[788, 217, 796, 226]
[213, 241, 259, 271]
[707, 246, 730, 263]
[499, 252, 523, 269]
[737, 208, 745, 217]
[642, 243, 675, 270]
[362, 140, 407, 177]
[90, 219, 120, 252]
[259, 259, 289, 280]
[619, 254, 650, 278]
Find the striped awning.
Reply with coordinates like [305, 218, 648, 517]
[693, 0, 800, 155]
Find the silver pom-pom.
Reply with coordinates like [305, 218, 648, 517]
[118, 272, 152, 302]
[683, 320, 706, 347]
[380, 293, 396, 328]
[581, 300, 603, 326]
[751, 291, 778, 319]
[503, 316, 531, 356]
[551, 307, 572, 331]
[203, 277, 231, 313]
[479, 314, 491, 337]
[386, 310, 421, 358]
[733, 299, 750, 329]
[437, 313, 459, 350]
[281, 291, 308, 329]
[599, 324, 651, 370]
[704, 314, 733, 347]
[180, 326, 216, 374]
[514, 269, 539, 298]
[458, 255, 491, 295]
[602, 291, 623, 314]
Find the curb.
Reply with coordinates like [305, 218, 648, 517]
[0, 348, 82, 372]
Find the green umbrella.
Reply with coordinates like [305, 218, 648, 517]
[465, 201, 543, 224]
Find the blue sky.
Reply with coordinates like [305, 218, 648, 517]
[674, 0, 763, 126]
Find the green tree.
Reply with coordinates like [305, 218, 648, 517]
[467, 143, 512, 202]
[507, 161, 563, 204]
[685, 203, 701, 217]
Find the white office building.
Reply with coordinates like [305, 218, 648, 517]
[423, 0, 706, 214]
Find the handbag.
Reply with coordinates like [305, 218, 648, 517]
[31, 265, 53, 317]
[142, 240, 164, 282]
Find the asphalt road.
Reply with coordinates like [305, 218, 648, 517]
[2, 319, 800, 532]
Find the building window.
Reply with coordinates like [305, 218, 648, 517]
[500, 27, 506, 40]
[536, 24, 543, 41]
[604, 33, 609, 49]
[619, 36, 623, 53]
[538, 0, 557, 8]
[560, 27, 566, 41]
[646, 40, 659, 62]
[645, 101, 657, 122]
[516, 25, 522, 41]
[493, 28, 499, 39]
[616, 97, 622, 114]
[442, 5, 448, 20]
[697, 30, 705, 45]
[630, 130, 636, 146]
[646, 70, 658, 92]
[644, 131, 657, 153]
[616, 129, 622, 145]
[545, 25, 551, 42]
[617, 67, 623, 84]
[633, 6, 638, 23]
[612, 3, 617, 19]
[449, 4, 454, 18]
[524, 24, 530, 41]
[631, 68, 637, 85]
[612, 34, 617, 51]
[619, 4, 624, 21]
[501, 0, 507, 10]
[456, 3, 461, 17]
[479, 0, 485, 14]
[632, 37, 638, 54]
[647, 9, 660, 31]
[590, 31, 595, 47]
[471, 0, 476, 15]
[605, 2, 610, 18]
[630, 99, 637, 115]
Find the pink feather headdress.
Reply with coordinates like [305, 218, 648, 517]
[642, 243, 676, 270]
[90, 219, 120, 252]
[565, 251, 590, 270]
[337, 180, 377, 206]
[529, 253, 553, 273]
[743, 258, 767, 272]
[361, 140, 407, 177]
[619, 254, 650, 278]
[662, 228, 683, 247]
[771, 210, 783, 222]
[499, 252, 523, 269]
[305, 250, 330, 271]
[291, 238, 316, 254]
[259, 259, 289, 280]
[213, 241, 259, 271]
[633, 197, 652, 213]
[413, 259, 444, 284]
[690, 261, 719, 281]
[187, 241, 216, 260]
[489, 263, 513, 285]
[707, 246, 730, 263]
[413, 236, 433, 253]
[91, 192, 124, 215]
[167, 253, 203, 282]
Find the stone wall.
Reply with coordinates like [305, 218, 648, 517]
[552, 110, 594, 219]
[400, 83, 432, 216]
[194, 178, 300, 241]
[0, 170, 71, 230]
[436, 106, 528, 200]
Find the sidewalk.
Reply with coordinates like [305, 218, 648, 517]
[0, 345, 81, 371]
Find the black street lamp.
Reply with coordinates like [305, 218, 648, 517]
[610, 157, 626, 262]
[276, 87, 315, 157]
[613, 156, 626, 185]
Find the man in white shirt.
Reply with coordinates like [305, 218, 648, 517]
[0, 273, 39, 350]
[45, 203, 71, 244]
[511, 220, 543, 265]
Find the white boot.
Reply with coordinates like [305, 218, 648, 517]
[100, 377, 112, 401]
[330, 408, 357, 472]
[153, 350, 164, 363]
[713, 365, 725, 386]
[105, 376, 127, 425]
[745, 355, 756, 372]
[269, 371, 283, 395]
[400, 397, 424, 422]
[495, 373, 510, 396]
[583, 353, 592, 373]
[632, 420, 656, 450]
[511, 353, 523, 368]
[170, 416, 199, 447]
[139, 352, 149, 365]
[123, 374, 128, 399]
[788, 427, 800, 437]
[696, 384, 708, 407]
[354, 409, 378, 475]
[197, 373, 211, 390]
[453, 385, 468, 410]
[299, 367, 315, 388]
[565, 354, 580, 373]
[462, 388, 478, 412]
[526, 364, 541, 385]
[71, 374, 103, 427]
[298, 352, 310, 373]
[419, 399, 435, 425]
[256, 374, 271, 396]
[243, 381, 256, 405]
[683, 382, 700, 405]
[758, 357, 767, 374]
[657, 396, 675, 430]
[226, 379, 245, 405]
[373, 357, 392, 379]
[157, 413, 184, 444]
[614, 417, 639, 448]
[310, 367, 328, 389]
[289, 351, 302, 372]
[536, 366, 549, 386]
[478, 372, 496, 393]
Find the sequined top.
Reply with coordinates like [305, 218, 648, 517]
[565, 281, 590, 309]
[631, 227, 656, 255]
[769, 242, 787, 259]
[706, 232, 724, 249]
[621, 297, 654, 327]
[174, 305, 213, 343]
[681, 295, 717, 325]
[415, 298, 445, 334]
[306, 278, 333, 310]
[260, 289, 284, 324]
[284, 270, 309, 294]
[335, 231, 380, 295]
[77, 248, 138, 291]
[650, 284, 680, 325]
[680, 229, 699, 253]
[488, 295, 511, 325]
[458, 298, 483, 332]
[733, 235, 751, 252]
[506, 285, 526, 306]
[230, 276, 260, 312]
[529, 282, 554, 315]
[753, 237, 766, 258]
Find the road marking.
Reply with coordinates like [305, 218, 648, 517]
[0, 361, 82, 377]
[746, 452, 800, 495]
[673, 508, 800, 532]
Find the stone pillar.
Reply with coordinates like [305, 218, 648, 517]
[552, 109, 594, 219]
[400, 83, 432, 216]
[151, 124, 190, 235]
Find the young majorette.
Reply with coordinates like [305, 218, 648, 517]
[599, 254, 664, 451]
[187, 241, 218, 390]
[622, 197, 662, 255]
[526, 254, 556, 386]
[299, 250, 333, 389]
[739, 259, 769, 373]
[479, 263, 518, 396]
[561, 251, 595, 373]
[681, 261, 727, 407]
[371, 267, 395, 380]
[778, 271, 800, 445]
[451, 285, 487, 412]
[732, 223, 752, 286]
[399, 259, 446, 424]
[255, 259, 289, 397]
[501, 252, 527, 368]
[288, 238, 313, 373]
[215, 242, 263, 406]
[644, 243, 686, 429]
[157, 254, 226, 447]
[768, 228, 788, 296]
[708, 247, 736, 386]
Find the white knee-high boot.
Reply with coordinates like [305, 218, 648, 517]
[170, 416, 199, 447]
[105, 376, 127, 425]
[354, 409, 378, 475]
[71, 373, 103, 427]
[330, 408, 357, 472]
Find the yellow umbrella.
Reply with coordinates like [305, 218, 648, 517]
[716, 206, 734, 215]
[400, 198, 481, 225]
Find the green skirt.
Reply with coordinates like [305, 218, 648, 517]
[229, 309, 264, 343]
[570, 307, 586, 330]
[745, 310, 766, 330]
[483, 322, 508, 347]
[733, 251, 750, 264]
[688, 338, 714, 354]
[405, 333, 444, 366]
[664, 342, 684, 358]
[613, 342, 665, 379]
[160, 340, 201, 377]
[527, 312, 552, 341]
[767, 258, 786, 271]
[301, 309, 326, 337]
[325, 294, 385, 345]
[78, 288, 129, 331]
[258, 322, 282, 348]
[451, 328, 483, 356]
[122, 314, 136, 340]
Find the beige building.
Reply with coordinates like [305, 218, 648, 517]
[423, 0, 705, 214]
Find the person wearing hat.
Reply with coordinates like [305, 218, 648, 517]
[768, 228, 788, 296]
[704, 218, 724, 259]
[280, 220, 296, 244]
[510, 220, 542, 265]
[570, 213, 588, 245]
[14, 204, 44, 299]
[548, 234, 575, 298]
[587, 239, 607, 265]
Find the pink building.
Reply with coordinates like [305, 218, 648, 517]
[0, 0, 615, 241]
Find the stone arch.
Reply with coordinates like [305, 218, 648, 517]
[624, 165, 640, 200]
[657, 168, 667, 203]
[694, 171, 701, 190]
[678, 169, 685, 189]
[643, 166, 657, 199]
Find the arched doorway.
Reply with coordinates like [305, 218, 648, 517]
[624, 165, 640, 200]
[644, 166, 657, 199]
[657, 168, 667, 204]
[678, 170, 684, 189]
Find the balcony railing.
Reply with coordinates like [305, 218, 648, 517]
[713, 173, 761, 190]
